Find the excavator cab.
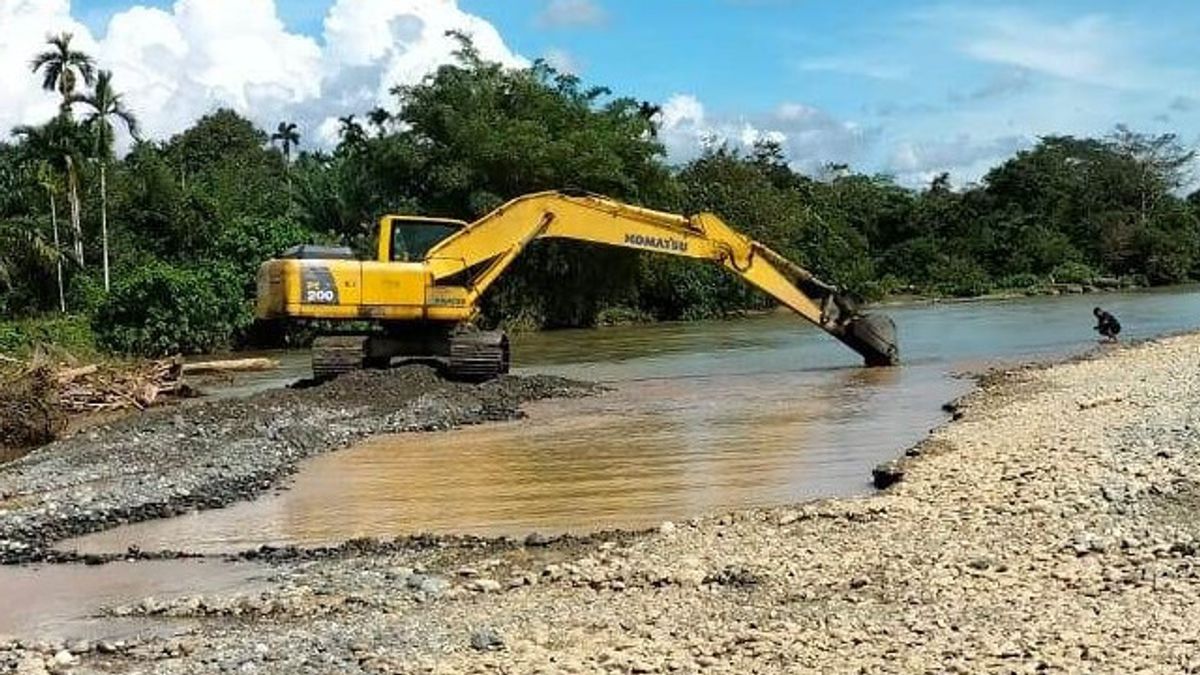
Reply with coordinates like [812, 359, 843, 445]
[381, 216, 466, 263]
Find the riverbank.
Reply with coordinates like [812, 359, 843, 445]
[3, 330, 1198, 672]
[0, 367, 595, 565]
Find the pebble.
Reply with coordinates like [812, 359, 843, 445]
[470, 628, 504, 652]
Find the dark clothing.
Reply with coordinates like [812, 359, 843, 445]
[1095, 310, 1121, 339]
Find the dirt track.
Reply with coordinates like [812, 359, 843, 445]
[4, 336, 1200, 673]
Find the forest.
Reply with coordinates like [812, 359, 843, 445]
[3, 33, 1200, 357]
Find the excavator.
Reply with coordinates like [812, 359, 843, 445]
[255, 190, 899, 379]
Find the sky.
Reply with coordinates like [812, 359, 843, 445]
[2, 0, 1199, 186]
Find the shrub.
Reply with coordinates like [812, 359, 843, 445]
[1050, 261, 1097, 285]
[996, 273, 1045, 290]
[928, 256, 991, 297]
[0, 315, 97, 358]
[94, 262, 251, 356]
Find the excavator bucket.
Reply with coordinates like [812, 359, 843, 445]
[838, 313, 900, 367]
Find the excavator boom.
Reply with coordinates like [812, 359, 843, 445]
[256, 190, 899, 378]
[423, 190, 899, 367]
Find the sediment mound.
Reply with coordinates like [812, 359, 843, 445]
[0, 365, 66, 450]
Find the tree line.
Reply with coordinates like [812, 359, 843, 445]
[3, 33, 1199, 356]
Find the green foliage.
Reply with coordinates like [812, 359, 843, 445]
[995, 273, 1045, 291]
[1050, 261, 1098, 285]
[0, 315, 96, 358]
[928, 256, 991, 297]
[94, 262, 250, 355]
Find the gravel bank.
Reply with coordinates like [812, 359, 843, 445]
[4, 335, 1200, 673]
[0, 366, 595, 564]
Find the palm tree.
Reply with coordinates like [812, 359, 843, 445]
[69, 70, 139, 292]
[367, 107, 391, 137]
[30, 32, 95, 114]
[0, 217, 61, 306]
[271, 121, 300, 163]
[33, 163, 66, 311]
[338, 115, 366, 147]
[13, 119, 86, 269]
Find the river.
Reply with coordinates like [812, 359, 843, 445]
[59, 287, 1200, 555]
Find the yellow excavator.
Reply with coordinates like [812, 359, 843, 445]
[255, 190, 899, 379]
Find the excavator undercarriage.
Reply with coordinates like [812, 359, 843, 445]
[311, 328, 511, 380]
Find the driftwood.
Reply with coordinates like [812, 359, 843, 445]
[181, 357, 278, 375]
[55, 359, 186, 413]
[3, 357, 203, 450]
[56, 364, 99, 384]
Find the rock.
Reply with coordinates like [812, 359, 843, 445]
[872, 460, 905, 489]
[524, 532, 559, 547]
[659, 521, 677, 535]
[405, 574, 450, 596]
[470, 579, 502, 593]
[470, 628, 504, 652]
[51, 650, 76, 667]
[14, 654, 49, 675]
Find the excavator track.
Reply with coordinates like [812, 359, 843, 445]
[311, 335, 369, 380]
[449, 330, 510, 380]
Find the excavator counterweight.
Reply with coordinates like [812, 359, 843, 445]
[256, 190, 900, 378]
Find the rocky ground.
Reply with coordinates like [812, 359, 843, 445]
[4, 335, 1200, 673]
[0, 366, 595, 564]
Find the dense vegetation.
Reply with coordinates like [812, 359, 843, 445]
[3, 33, 1200, 357]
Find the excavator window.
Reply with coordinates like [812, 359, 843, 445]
[390, 219, 461, 262]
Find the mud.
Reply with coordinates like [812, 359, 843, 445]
[0, 366, 595, 564]
[0, 366, 65, 453]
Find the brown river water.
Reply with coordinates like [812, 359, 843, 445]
[63, 286, 1200, 554]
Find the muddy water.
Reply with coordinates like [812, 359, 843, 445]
[0, 560, 267, 641]
[65, 288, 1200, 553]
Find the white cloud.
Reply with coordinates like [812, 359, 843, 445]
[535, 0, 607, 29]
[0, 0, 92, 134]
[922, 6, 1199, 94]
[656, 94, 872, 174]
[1, 0, 524, 150]
[542, 47, 580, 74]
[888, 134, 1031, 187]
[797, 56, 909, 82]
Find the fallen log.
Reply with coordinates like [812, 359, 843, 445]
[181, 358, 278, 375]
[56, 364, 99, 384]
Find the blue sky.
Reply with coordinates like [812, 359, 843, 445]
[9, 0, 1200, 185]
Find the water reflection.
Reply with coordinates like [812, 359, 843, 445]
[65, 362, 960, 554]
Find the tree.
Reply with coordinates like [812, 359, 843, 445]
[34, 162, 66, 311]
[30, 33, 95, 114]
[337, 115, 366, 147]
[271, 121, 300, 192]
[70, 69, 139, 292]
[271, 121, 300, 163]
[367, 108, 391, 137]
[0, 217, 61, 308]
[12, 118, 87, 268]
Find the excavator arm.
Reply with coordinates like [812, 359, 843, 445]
[424, 190, 899, 366]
